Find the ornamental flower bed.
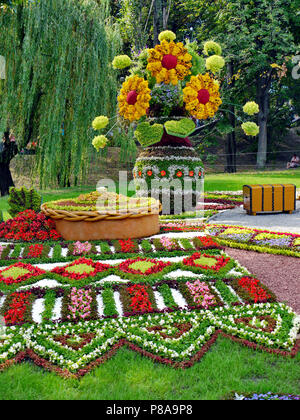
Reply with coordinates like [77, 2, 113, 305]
[0, 301, 298, 377]
[0, 234, 299, 377]
[207, 224, 300, 257]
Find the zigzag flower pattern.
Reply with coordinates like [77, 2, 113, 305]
[0, 233, 299, 377]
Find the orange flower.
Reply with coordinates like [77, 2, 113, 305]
[118, 75, 151, 122]
[183, 73, 222, 120]
[147, 40, 192, 85]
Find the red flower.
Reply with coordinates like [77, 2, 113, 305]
[0, 210, 61, 242]
[161, 170, 166, 177]
[119, 239, 136, 253]
[127, 284, 152, 313]
[238, 277, 271, 303]
[189, 171, 194, 177]
[4, 291, 32, 325]
[27, 244, 44, 258]
[176, 171, 183, 178]
[147, 170, 153, 177]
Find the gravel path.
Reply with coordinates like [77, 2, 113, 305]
[225, 247, 300, 314]
[208, 201, 300, 233]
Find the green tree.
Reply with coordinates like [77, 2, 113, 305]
[220, 0, 297, 169]
[0, 0, 121, 192]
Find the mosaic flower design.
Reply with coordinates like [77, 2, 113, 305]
[118, 258, 171, 276]
[183, 253, 230, 272]
[0, 263, 45, 285]
[51, 258, 110, 280]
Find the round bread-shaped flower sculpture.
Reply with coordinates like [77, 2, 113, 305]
[183, 73, 222, 120]
[147, 40, 192, 85]
[118, 75, 151, 122]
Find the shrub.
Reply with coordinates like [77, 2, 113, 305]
[8, 187, 42, 218]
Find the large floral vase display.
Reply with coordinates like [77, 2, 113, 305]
[91, 31, 260, 215]
[133, 144, 204, 214]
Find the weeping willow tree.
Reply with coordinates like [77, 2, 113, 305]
[0, 0, 121, 191]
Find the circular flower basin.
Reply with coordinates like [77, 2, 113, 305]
[41, 191, 161, 241]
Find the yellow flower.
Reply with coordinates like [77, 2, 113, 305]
[158, 30, 176, 42]
[92, 135, 108, 151]
[271, 63, 281, 69]
[205, 55, 225, 74]
[92, 116, 109, 130]
[203, 41, 222, 56]
[242, 122, 259, 136]
[243, 101, 259, 116]
[183, 73, 222, 120]
[118, 75, 151, 122]
[147, 40, 192, 85]
[112, 55, 132, 70]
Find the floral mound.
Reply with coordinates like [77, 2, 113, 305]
[0, 210, 61, 242]
[0, 231, 299, 378]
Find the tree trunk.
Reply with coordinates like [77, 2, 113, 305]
[153, 0, 162, 46]
[256, 76, 270, 169]
[225, 62, 237, 173]
[0, 132, 18, 196]
[0, 162, 15, 196]
[153, 0, 171, 45]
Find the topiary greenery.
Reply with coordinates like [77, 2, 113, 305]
[8, 187, 42, 218]
[134, 122, 164, 147]
[164, 118, 196, 138]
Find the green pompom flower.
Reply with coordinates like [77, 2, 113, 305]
[205, 55, 225, 74]
[92, 135, 108, 151]
[112, 55, 132, 70]
[203, 41, 222, 57]
[243, 101, 260, 116]
[158, 30, 176, 42]
[242, 122, 260, 137]
[92, 116, 109, 130]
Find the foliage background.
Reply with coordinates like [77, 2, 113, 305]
[0, 0, 122, 187]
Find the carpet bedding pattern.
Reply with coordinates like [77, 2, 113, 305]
[0, 227, 299, 378]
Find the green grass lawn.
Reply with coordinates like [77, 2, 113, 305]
[0, 337, 299, 400]
[204, 168, 300, 192]
[0, 169, 299, 221]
